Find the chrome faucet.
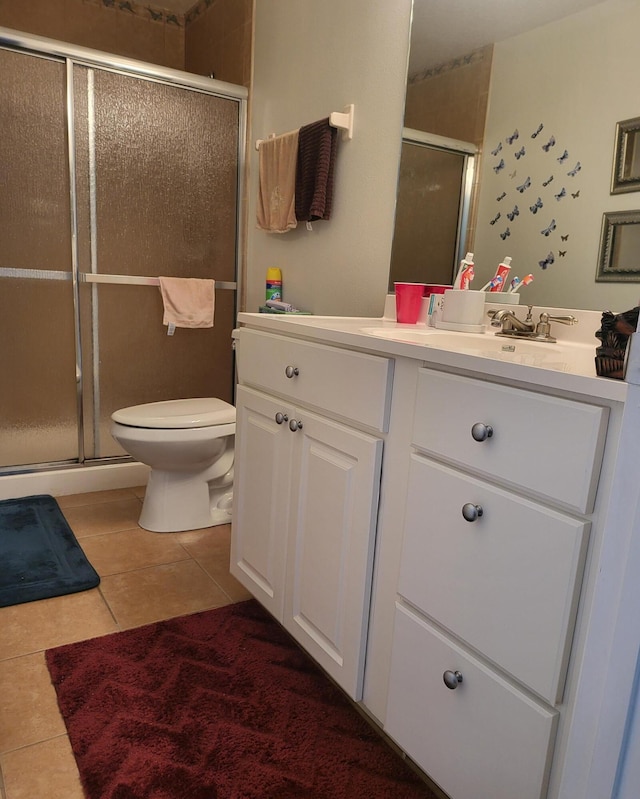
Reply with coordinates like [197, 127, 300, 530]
[487, 305, 577, 343]
[488, 305, 535, 333]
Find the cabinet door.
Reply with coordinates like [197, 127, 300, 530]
[230, 386, 292, 620]
[284, 408, 383, 700]
[386, 604, 557, 799]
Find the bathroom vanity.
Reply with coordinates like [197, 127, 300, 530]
[231, 308, 637, 799]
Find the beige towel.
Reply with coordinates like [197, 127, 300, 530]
[158, 277, 215, 328]
[256, 131, 299, 233]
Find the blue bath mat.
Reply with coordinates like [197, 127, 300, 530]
[0, 494, 100, 608]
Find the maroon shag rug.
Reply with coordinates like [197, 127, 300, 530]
[46, 599, 436, 799]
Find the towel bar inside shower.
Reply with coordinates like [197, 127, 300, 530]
[0, 267, 236, 291]
[81, 273, 237, 290]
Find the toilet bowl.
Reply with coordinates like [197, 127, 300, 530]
[111, 398, 235, 533]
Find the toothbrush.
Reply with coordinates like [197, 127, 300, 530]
[507, 277, 521, 293]
[480, 275, 503, 292]
[511, 273, 533, 293]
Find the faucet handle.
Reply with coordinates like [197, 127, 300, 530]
[540, 312, 578, 326]
[535, 312, 578, 340]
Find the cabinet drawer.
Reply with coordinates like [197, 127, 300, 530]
[413, 369, 608, 514]
[236, 329, 393, 431]
[399, 456, 589, 703]
[386, 604, 557, 799]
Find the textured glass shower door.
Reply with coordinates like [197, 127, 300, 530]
[73, 66, 240, 459]
[0, 39, 243, 471]
[0, 48, 79, 468]
[389, 134, 475, 288]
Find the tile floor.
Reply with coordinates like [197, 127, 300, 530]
[0, 486, 251, 799]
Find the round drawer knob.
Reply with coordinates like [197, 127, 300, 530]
[462, 503, 483, 522]
[443, 670, 463, 690]
[471, 422, 493, 442]
[285, 365, 300, 379]
[275, 412, 288, 425]
[289, 419, 303, 432]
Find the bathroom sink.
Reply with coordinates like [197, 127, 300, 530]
[359, 326, 593, 371]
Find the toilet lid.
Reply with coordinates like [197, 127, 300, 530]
[111, 398, 235, 429]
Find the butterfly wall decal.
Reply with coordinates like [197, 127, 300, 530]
[539, 251, 555, 269]
[542, 135, 556, 152]
[567, 162, 582, 177]
[541, 219, 557, 237]
[530, 197, 543, 214]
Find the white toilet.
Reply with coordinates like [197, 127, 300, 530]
[110, 398, 235, 533]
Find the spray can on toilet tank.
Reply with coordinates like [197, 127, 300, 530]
[266, 267, 282, 302]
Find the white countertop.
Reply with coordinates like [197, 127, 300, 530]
[236, 311, 628, 403]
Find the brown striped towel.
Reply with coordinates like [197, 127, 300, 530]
[295, 118, 338, 222]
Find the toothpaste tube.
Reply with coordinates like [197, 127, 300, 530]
[489, 256, 512, 292]
[265, 300, 297, 311]
[459, 264, 475, 290]
[453, 252, 474, 289]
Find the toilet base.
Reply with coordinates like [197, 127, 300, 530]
[138, 468, 233, 533]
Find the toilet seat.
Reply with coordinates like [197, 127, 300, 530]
[112, 398, 235, 429]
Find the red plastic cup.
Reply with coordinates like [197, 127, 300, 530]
[394, 282, 426, 324]
[424, 284, 451, 296]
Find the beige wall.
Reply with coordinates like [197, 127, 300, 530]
[0, 0, 251, 83]
[246, 0, 413, 317]
[0, 0, 184, 69]
[473, 0, 640, 312]
[185, 0, 252, 87]
[404, 45, 493, 146]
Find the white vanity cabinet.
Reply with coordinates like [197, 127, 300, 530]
[231, 328, 393, 700]
[384, 368, 609, 799]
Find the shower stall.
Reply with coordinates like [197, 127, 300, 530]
[0, 30, 246, 482]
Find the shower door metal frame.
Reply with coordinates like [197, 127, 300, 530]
[0, 27, 248, 476]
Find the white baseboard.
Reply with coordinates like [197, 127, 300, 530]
[0, 462, 150, 501]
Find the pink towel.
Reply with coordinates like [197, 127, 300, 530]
[158, 277, 215, 328]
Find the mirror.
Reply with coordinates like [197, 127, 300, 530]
[394, 0, 640, 311]
[611, 117, 640, 194]
[597, 211, 640, 281]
